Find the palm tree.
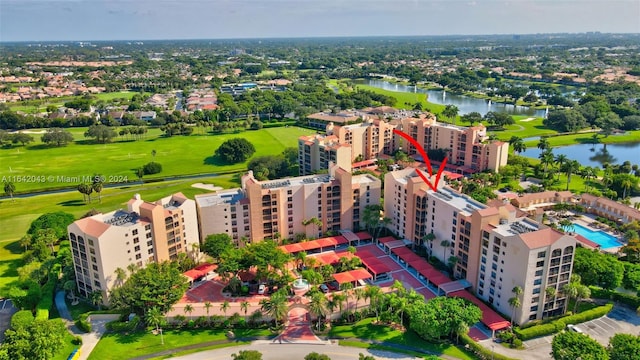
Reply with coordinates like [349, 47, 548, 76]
[558, 219, 575, 233]
[308, 292, 327, 331]
[18, 234, 32, 252]
[442, 104, 459, 124]
[333, 293, 347, 316]
[145, 307, 165, 345]
[440, 240, 451, 263]
[544, 287, 557, 318]
[539, 149, 555, 179]
[364, 285, 382, 322]
[3, 181, 15, 201]
[563, 160, 581, 191]
[423, 233, 436, 258]
[554, 154, 568, 180]
[136, 167, 144, 184]
[353, 288, 365, 313]
[590, 133, 600, 149]
[295, 251, 308, 270]
[114, 267, 127, 288]
[127, 263, 138, 275]
[89, 290, 103, 309]
[259, 291, 288, 327]
[621, 178, 633, 199]
[574, 285, 591, 313]
[302, 217, 323, 238]
[204, 301, 212, 316]
[581, 166, 598, 190]
[509, 136, 526, 154]
[184, 304, 194, 318]
[151, 149, 157, 160]
[537, 137, 550, 151]
[562, 282, 578, 313]
[240, 301, 250, 322]
[508, 296, 522, 326]
[220, 300, 230, 317]
[63, 280, 77, 301]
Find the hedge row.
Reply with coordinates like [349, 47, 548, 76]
[590, 286, 640, 309]
[10, 310, 34, 329]
[75, 313, 91, 333]
[515, 303, 613, 340]
[460, 333, 517, 360]
[35, 263, 61, 320]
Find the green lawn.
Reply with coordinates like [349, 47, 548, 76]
[93, 91, 138, 101]
[1, 126, 311, 192]
[87, 328, 271, 360]
[0, 174, 239, 296]
[329, 318, 474, 360]
[494, 116, 558, 140]
[352, 84, 447, 114]
[53, 329, 81, 360]
[147, 342, 250, 360]
[339, 340, 441, 359]
[523, 130, 640, 147]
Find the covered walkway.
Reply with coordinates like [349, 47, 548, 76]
[449, 290, 510, 335]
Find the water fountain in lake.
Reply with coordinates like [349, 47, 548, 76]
[292, 278, 310, 296]
[488, 99, 492, 107]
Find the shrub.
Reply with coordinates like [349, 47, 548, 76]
[515, 303, 613, 340]
[215, 138, 256, 164]
[142, 162, 162, 175]
[10, 310, 34, 329]
[72, 336, 83, 345]
[460, 333, 517, 360]
[511, 338, 523, 349]
[105, 315, 140, 332]
[75, 313, 92, 333]
[35, 275, 57, 320]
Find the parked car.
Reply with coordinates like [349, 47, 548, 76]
[327, 280, 340, 290]
[566, 324, 584, 333]
[319, 284, 330, 293]
[257, 284, 266, 295]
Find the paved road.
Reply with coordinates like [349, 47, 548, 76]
[171, 342, 421, 360]
[55, 290, 73, 321]
[0, 299, 18, 343]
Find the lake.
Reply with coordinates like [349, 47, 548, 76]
[520, 142, 640, 167]
[357, 79, 547, 117]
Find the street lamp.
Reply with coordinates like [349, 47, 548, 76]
[491, 344, 495, 360]
[159, 328, 164, 345]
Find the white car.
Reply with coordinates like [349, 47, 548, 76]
[257, 284, 266, 295]
[566, 324, 584, 333]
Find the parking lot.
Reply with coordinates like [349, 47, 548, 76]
[0, 299, 17, 343]
[576, 305, 640, 344]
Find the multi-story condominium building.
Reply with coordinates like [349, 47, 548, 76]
[196, 164, 381, 243]
[384, 168, 576, 324]
[326, 118, 397, 161]
[580, 193, 640, 223]
[298, 134, 352, 175]
[305, 110, 366, 129]
[394, 114, 509, 173]
[67, 193, 199, 304]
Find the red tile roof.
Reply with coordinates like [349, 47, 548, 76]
[450, 290, 510, 331]
[332, 268, 372, 284]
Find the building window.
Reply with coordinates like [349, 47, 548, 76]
[135, 254, 142, 260]
[535, 269, 543, 277]
[536, 260, 544, 267]
[148, 248, 154, 254]
[133, 237, 139, 244]
[530, 305, 538, 312]
[134, 245, 140, 252]
[132, 229, 138, 235]
[538, 251, 546, 258]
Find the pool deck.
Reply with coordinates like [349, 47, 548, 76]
[572, 215, 625, 253]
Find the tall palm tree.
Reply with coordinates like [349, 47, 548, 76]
[302, 217, 323, 238]
[509, 286, 523, 325]
[114, 267, 127, 288]
[574, 285, 591, 313]
[259, 291, 288, 327]
[220, 300, 230, 317]
[353, 288, 365, 313]
[621, 178, 633, 199]
[184, 304, 194, 318]
[19, 234, 32, 252]
[145, 307, 165, 345]
[563, 160, 581, 191]
[562, 282, 578, 313]
[509, 136, 526, 154]
[440, 240, 451, 263]
[3, 181, 15, 201]
[364, 285, 382, 322]
[89, 290, 103, 309]
[581, 166, 598, 190]
[240, 301, 250, 322]
[508, 296, 522, 326]
[537, 137, 550, 151]
[204, 301, 212, 316]
[92, 175, 103, 203]
[554, 154, 568, 180]
[442, 104, 459, 124]
[544, 287, 557, 318]
[308, 292, 327, 331]
[423, 233, 436, 258]
[539, 149, 555, 179]
[127, 263, 138, 275]
[333, 293, 347, 316]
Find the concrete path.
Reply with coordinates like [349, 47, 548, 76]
[274, 307, 327, 344]
[54, 290, 117, 360]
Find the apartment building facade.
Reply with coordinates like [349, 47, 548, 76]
[384, 168, 576, 324]
[298, 134, 352, 175]
[580, 193, 640, 223]
[67, 193, 199, 304]
[196, 165, 381, 243]
[326, 118, 397, 161]
[394, 115, 509, 172]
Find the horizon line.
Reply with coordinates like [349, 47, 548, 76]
[2, 32, 639, 44]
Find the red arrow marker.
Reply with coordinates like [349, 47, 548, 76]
[393, 129, 448, 192]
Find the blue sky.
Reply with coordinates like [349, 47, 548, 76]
[1, 0, 639, 42]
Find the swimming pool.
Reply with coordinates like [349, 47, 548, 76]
[572, 223, 623, 249]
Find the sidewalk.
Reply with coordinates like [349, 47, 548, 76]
[130, 336, 274, 360]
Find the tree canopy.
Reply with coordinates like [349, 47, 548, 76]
[109, 261, 189, 315]
[0, 319, 67, 360]
[215, 138, 256, 164]
[202, 233, 233, 260]
[84, 124, 117, 143]
[551, 331, 609, 360]
[27, 212, 75, 240]
[608, 333, 640, 360]
[408, 296, 481, 340]
[40, 128, 74, 147]
[573, 247, 624, 290]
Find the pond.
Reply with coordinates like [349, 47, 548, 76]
[519, 141, 640, 167]
[357, 79, 547, 117]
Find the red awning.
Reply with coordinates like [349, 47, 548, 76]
[183, 269, 201, 280]
[450, 290, 510, 331]
[400, 252, 424, 264]
[317, 237, 335, 248]
[335, 236, 349, 245]
[355, 232, 373, 240]
[194, 263, 217, 273]
[332, 269, 373, 284]
[391, 246, 413, 256]
[281, 243, 304, 254]
[352, 159, 377, 168]
[378, 236, 397, 244]
[355, 249, 377, 259]
[361, 257, 391, 275]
